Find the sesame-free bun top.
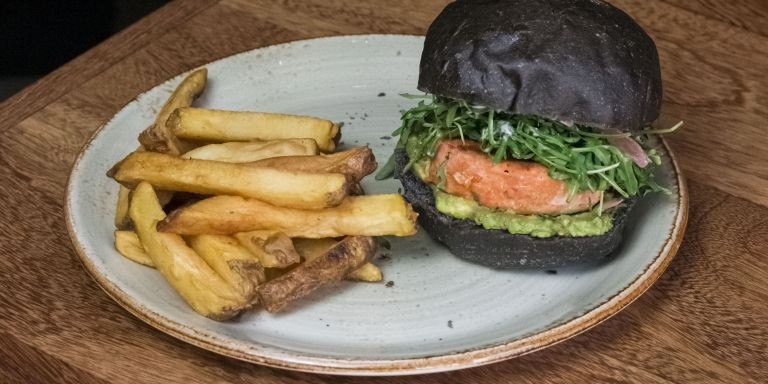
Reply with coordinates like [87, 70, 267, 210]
[418, 0, 662, 132]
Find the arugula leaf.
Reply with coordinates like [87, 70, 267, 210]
[380, 94, 679, 197]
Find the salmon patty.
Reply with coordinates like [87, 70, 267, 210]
[426, 140, 602, 215]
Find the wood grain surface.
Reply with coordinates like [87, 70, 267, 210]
[0, 0, 766, 382]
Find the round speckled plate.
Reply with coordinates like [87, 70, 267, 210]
[65, 35, 688, 375]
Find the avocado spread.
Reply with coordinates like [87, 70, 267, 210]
[405, 138, 614, 237]
[434, 189, 613, 237]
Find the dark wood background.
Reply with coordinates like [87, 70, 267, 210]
[0, 0, 766, 382]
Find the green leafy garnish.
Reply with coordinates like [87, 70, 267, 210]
[380, 94, 680, 198]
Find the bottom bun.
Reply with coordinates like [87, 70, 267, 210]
[394, 149, 636, 269]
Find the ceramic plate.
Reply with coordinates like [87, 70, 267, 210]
[65, 35, 688, 375]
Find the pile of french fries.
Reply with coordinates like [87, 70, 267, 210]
[108, 68, 418, 319]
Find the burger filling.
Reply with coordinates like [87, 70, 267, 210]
[406, 138, 615, 237]
[379, 95, 678, 238]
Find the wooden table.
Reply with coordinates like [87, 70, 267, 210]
[1, 1, 765, 382]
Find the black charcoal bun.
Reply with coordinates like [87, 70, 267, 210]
[418, 0, 662, 132]
[395, 149, 636, 269]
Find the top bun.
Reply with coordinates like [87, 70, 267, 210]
[418, 0, 662, 132]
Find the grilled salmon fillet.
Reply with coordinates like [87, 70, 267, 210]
[425, 140, 601, 215]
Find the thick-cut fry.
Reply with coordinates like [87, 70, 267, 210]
[233, 230, 299, 268]
[257, 236, 377, 312]
[181, 139, 319, 163]
[265, 266, 302, 281]
[158, 194, 418, 237]
[292, 238, 338, 261]
[349, 183, 365, 196]
[248, 147, 377, 182]
[293, 238, 382, 282]
[114, 231, 268, 297]
[187, 235, 265, 303]
[348, 263, 383, 282]
[168, 107, 340, 152]
[114, 187, 173, 229]
[115, 186, 132, 229]
[109, 151, 351, 209]
[138, 69, 207, 154]
[114, 230, 153, 266]
[129, 181, 246, 320]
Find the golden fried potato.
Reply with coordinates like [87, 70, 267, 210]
[114, 231, 268, 300]
[114, 230, 153, 266]
[233, 230, 299, 268]
[292, 238, 338, 261]
[168, 107, 340, 152]
[248, 147, 376, 182]
[114, 186, 132, 229]
[257, 236, 377, 312]
[349, 183, 365, 196]
[187, 235, 265, 304]
[158, 194, 418, 237]
[108, 151, 352, 209]
[347, 263, 383, 282]
[138, 68, 207, 154]
[181, 139, 319, 163]
[114, 187, 175, 229]
[264, 267, 295, 281]
[293, 238, 382, 282]
[129, 181, 247, 320]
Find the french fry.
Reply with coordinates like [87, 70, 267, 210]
[181, 139, 319, 163]
[248, 147, 377, 182]
[292, 238, 338, 261]
[348, 263, 383, 282]
[293, 238, 382, 282]
[158, 194, 418, 237]
[129, 181, 247, 320]
[114, 230, 153, 266]
[233, 230, 300, 268]
[168, 107, 340, 152]
[114, 231, 268, 298]
[257, 236, 377, 312]
[115, 186, 132, 229]
[114, 187, 173, 229]
[108, 151, 352, 209]
[138, 69, 207, 154]
[264, 267, 297, 281]
[187, 235, 265, 303]
[349, 183, 365, 196]
[262, 232, 298, 262]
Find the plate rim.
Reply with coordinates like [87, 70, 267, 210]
[64, 34, 689, 376]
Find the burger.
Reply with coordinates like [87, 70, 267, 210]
[378, 0, 680, 268]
